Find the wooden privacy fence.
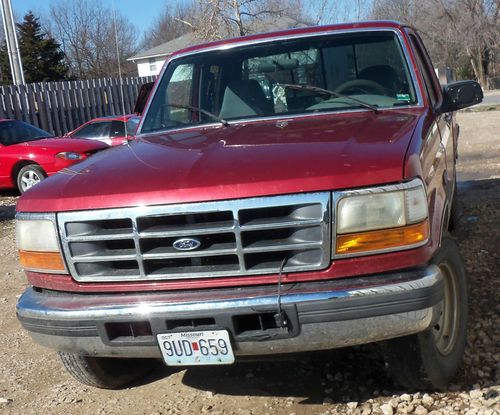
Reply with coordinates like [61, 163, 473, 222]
[0, 76, 155, 136]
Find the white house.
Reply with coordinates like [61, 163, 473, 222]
[127, 33, 198, 77]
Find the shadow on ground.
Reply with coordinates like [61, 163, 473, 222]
[0, 190, 18, 222]
[0, 205, 15, 222]
[175, 346, 395, 405]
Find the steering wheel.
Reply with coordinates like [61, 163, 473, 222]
[334, 79, 386, 95]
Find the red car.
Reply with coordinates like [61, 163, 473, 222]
[65, 114, 140, 146]
[0, 119, 108, 193]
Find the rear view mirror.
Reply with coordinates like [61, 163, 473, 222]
[439, 80, 483, 113]
[134, 82, 154, 115]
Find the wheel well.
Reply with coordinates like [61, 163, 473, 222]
[11, 161, 43, 184]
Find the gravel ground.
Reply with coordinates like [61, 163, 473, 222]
[0, 111, 498, 415]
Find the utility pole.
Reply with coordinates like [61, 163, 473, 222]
[0, 0, 25, 85]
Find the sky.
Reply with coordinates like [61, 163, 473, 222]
[11, 0, 180, 38]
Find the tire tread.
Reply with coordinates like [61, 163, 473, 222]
[58, 352, 155, 389]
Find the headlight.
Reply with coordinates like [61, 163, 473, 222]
[335, 179, 429, 256]
[16, 215, 67, 273]
[56, 152, 84, 160]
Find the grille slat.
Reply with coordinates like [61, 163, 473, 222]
[58, 193, 331, 282]
[242, 241, 323, 253]
[239, 218, 323, 230]
[67, 234, 134, 242]
[139, 226, 236, 238]
[142, 248, 238, 260]
[72, 254, 137, 262]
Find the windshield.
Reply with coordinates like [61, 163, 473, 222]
[141, 30, 417, 134]
[0, 120, 52, 146]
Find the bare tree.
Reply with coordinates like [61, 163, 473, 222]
[141, 2, 197, 49]
[436, 0, 499, 87]
[371, 0, 500, 88]
[49, 0, 139, 79]
[173, 0, 371, 42]
[305, 0, 371, 25]
[183, 0, 304, 40]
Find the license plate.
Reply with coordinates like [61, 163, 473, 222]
[157, 330, 235, 366]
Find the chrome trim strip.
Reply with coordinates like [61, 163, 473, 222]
[243, 241, 322, 253]
[15, 212, 57, 222]
[66, 233, 134, 242]
[136, 27, 423, 136]
[336, 177, 423, 198]
[141, 249, 237, 260]
[132, 214, 146, 278]
[72, 253, 138, 262]
[139, 226, 236, 238]
[240, 218, 323, 230]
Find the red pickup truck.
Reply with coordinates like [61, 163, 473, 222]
[15, 21, 482, 390]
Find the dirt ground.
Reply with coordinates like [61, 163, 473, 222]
[0, 111, 498, 415]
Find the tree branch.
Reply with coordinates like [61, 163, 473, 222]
[173, 17, 194, 28]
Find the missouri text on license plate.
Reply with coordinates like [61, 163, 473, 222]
[157, 330, 235, 366]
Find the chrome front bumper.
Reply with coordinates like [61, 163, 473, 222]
[17, 265, 444, 359]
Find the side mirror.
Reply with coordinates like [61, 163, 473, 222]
[439, 80, 483, 113]
[134, 82, 154, 115]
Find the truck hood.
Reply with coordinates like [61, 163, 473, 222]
[17, 110, 422, 212]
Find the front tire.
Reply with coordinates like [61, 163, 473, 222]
[16, 164, 46, 193]
[381, 235, 468, 390]
[58, 352, 156, 389]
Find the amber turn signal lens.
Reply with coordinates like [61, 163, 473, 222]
[336, 220, 429, 255]
[18, 250, 66, 273]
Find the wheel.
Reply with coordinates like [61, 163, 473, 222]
[16, 164, 46, 193]
[334, 79, 386, 95]
[58, 352, 156, 389]
[381, 235, 468, 390]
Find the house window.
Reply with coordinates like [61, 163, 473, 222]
[149, 58, 157, 73]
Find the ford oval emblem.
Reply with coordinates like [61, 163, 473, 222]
[172, 238, 201, 251]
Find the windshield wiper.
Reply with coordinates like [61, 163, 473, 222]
[278, 83, 379, 112]
[167, 103, 230, 127]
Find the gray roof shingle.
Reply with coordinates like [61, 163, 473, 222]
[127, 33, 200, 61]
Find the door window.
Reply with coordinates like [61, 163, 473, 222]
[409, 34, 440, 107]
[110, 121, 126, 138]
[72, 122, 111, 139]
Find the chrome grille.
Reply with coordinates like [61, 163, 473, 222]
[58, 193, 331, 282]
